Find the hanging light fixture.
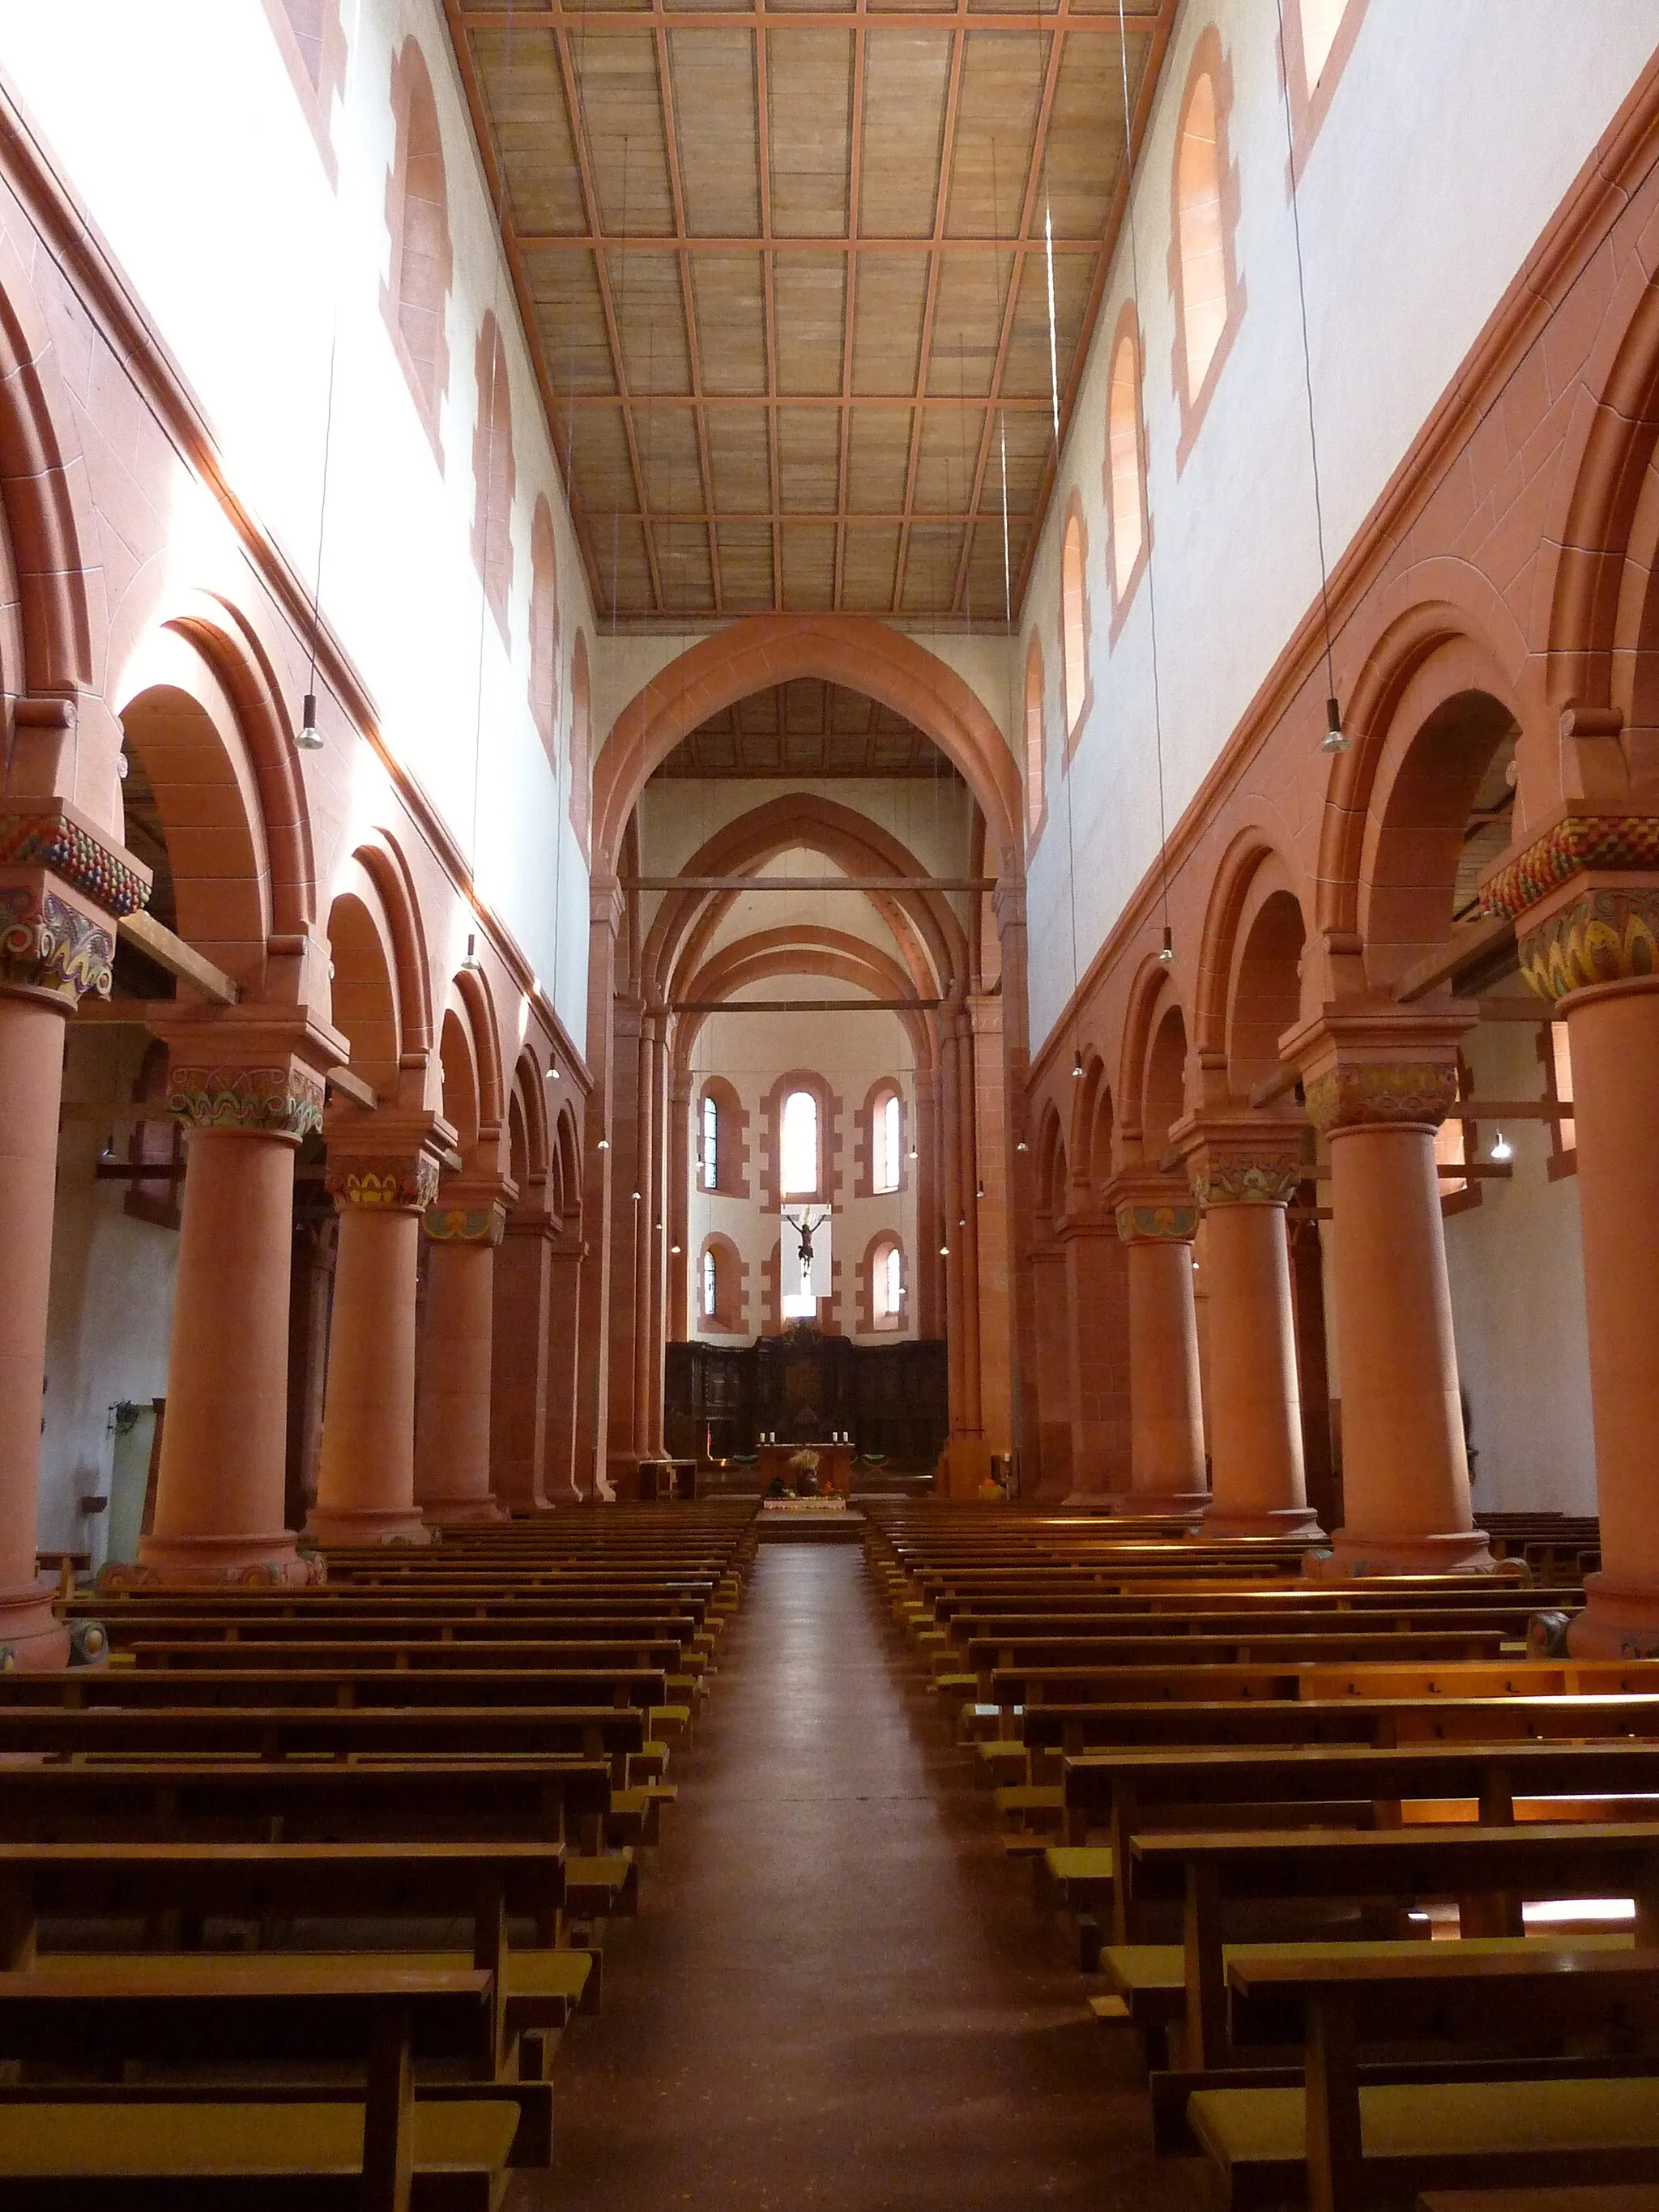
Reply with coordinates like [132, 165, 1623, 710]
[597, 1136, 609, 1151]
[1072, 1049, 1085, 1080]
[1016, 1138, 1030, 1153]
[939, 1243, 950, 1257]
[1321, 695, 1349, 757]
[1158, 923, 1174, 965]
[1490, 1132, 1513, 1163]
[296, 692, 324, 752]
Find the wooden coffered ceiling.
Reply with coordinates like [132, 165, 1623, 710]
[445, 0, 1175, 626]
[655, 679, 962, 777]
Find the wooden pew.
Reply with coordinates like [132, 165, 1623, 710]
[0, 1664, 672, 1715]
[0, 1956, 540, 2210]
[1193, 1950, 1659, 2212]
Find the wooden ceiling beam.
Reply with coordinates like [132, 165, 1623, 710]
[891, 5, 970, 615]
[639, 508, 1030, 524]
[654, 20, 725, 613]
[554, 391, 1057, 408]
[517, 232, 1104, 254]
[465, 6, 1161, 28]
[440, 1, 608, 613]
[550, 19, 667, 612]
[947, 2, 1068, 615]
[1009, 2, 1177, 615]
[753, 23, 783, 609]
[832, 16, 866, 614]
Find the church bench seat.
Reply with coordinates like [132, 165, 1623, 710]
[1418, 2190, 1659, 2212]
[564, 1849, 638, 1919]
[0, 1665, 673, 1716]
[1188, 1950, 1659, 2212]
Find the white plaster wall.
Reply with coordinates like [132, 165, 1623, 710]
[40, 1029, 181, 1560]
[1441, 1021, 1597, 1513]
[684, 1005, 918, 1344]
[0, 0, 595, 1046]
[1022, 0, 1658, 1048]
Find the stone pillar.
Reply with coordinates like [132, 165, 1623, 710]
[578, 879, 621, 1502]
[642, 1013, 668, 1456]
[491, 1208, 554, 1514]
[415, 1188, 509, 1525]
[914, 1060, 943, 1337]
[1287, 1008, 1491, 1575]
[953, 1010, 983, 1436]
[1485, 837, 1659, 1649]
[1111, 1176, 1209, 1515]
[1182, 1122, 1321, 1536]
[994, 877, 1040, 1499]
[667, 1072, 691, 1345]
[1030, 1242, 1074, 1497]
[140, 1054, 332, 1586]
[308, 1141, 442, 1545]
[1061, 1218, 1131, 1503]
[543, 1221, 584, 1504]
[604, 997, 644, 1493]
[0, 808, 145, 1656]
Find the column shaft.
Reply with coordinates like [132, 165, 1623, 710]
[311, 1204, 427, 1544]
[416, 1234, 506, 1524]
[492, 1220, 552, 1512]
[543, 1238, 584, 1503]
[1123, 1236, 1208, 1511]
[1202, 1201, 1318, 1535]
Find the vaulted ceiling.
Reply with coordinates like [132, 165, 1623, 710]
[655, 679, 963, 778]
[444, 0, 1174, 626]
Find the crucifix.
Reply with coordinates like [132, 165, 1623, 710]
[791, 1207, 830, 1307]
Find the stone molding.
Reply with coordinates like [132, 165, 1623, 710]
[1111, 1176, 1200, 1244]
[0, 808, 151, 919]
[167, 1063, 326, 1141]
[1303, 1061, 1459, 1135]
[1190, 1149, 1303, 1207]
[1480, 814, 1659, 922]
[0, 888, 116, 1004]
[423, 1200, 507, 1247]
[1517, 884, 1659, 1004]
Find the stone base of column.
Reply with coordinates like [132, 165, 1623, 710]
[1565, 1572, 1659, 1657]
[419, 1494, 509, 1527]
[122, 1531, 322, 1589]
[1305, 1526, 1495, 1579]
[1105, 1490, 1209, 1519]
[1204, 1503, 1325, 1539]
[0, 1579, 71, 1669]
[303, 1505, 433, 1548]
[540, 1478, 583, 1507]
[1060, 1487, 1129, 1514]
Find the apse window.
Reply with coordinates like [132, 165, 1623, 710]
[872, 1240, 903, 1332]
[702, 1246, 719, 1319]
[1175, 66, 1230, 407]
[780, 1088, 820, 1200]
[874, 1089, 902, 1194]
[702, 1092, 719, 1190]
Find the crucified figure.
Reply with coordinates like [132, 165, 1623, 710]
[791, 1208, 830, 1305]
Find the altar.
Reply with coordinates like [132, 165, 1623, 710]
[758, 1440, 855, 1496]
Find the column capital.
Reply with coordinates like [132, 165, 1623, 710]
[590, 873, 625, 934]
[0, 803, 155, 1011]
[1173, 1113, 1307, 1208]
[423, 1178, 510, 1246]
[325, 1112, 454, 1214]
[154, 1008, 347, 1144]
[1283, 1004, 1475, 1135]
[1476, 812, 1659, 1006]
[992, 877, 1026, 935]
[1108, 1171, 1199, 1245]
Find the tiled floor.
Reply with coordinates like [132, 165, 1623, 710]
[518, 1542, 1205, 2210]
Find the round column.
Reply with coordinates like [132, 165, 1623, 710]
[308, 1153, 439, 1547]
[1188, 1132, 1320, 1537]
[138, 1061, 326, 1587]
[1302, 1047, 1490, 1575]
[415, 1196, 508, 1525]
[1114, 1181, 1209, 1515]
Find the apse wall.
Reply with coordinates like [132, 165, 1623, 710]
[1018, 0, 1658, 1049]
[1, 0, 595, 1036]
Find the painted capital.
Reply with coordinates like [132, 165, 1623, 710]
[1516, 885, 1659, 1004]
[168, 1063, 327, 1141]
[1189, 1146, 1303, 1208]
[1111, 1176, 1200, 1244]
[423, 1196, 508, 1246]
[1480, 815, 1659, 922]
[0, 888, 117, 1006]
[1303, 1061, 1458, 1134]
[327, 1153, 442, 1212]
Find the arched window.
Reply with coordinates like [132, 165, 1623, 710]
[1107, 319, 1145, 603]
[1299, 0, 1349, 87]
[1171, 36, 1243, 436]
[1060, 509, 1088, 746]
[264, 0, 346, 177]
[529, 496, 560, 765]
[873, 1089, 902, 1195]
[780, 1089, 819, 1200]
[702, 1246, 718, 1319]
[472, 314, 516, 641]
[382, 38, 451, 458]
[569, 632, 591, 861]
[1023, 634, 1046, 845]
[872, 1238, 903, 1332]
[702, 1092, 719, 1190]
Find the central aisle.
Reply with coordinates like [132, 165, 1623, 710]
[525, 1542, 1197, 2211]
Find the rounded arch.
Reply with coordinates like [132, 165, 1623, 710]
[510, 1042, 551, 1187]
[1117, 957, 1187, 1154]
[592, 616, 1023, 875]
[672, 925, 934, 1076]
[437, 1005, 481, 1157]
[569, 629, 592, 859]
[553, 1100, 582, 1224]
[348, 832, 434, 1067]
[325, 877, 402, 1098]
[453, 963, 505, 1141]
[695, 1230, 744, 1334]
[1144, 1003, 1190, 1159]
[1194, 829, 1310, 1095]
[1034, 1101, 1069, 1235]
[1228, 884, 1307, 1100]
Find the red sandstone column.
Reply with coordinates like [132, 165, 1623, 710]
[1062, 1217, 1131, 1503]
[1487, 860, 1659, 1650]
[1030, 1241, 1075, 1497]
[491, 1209, 553, 1513]
[543, 1223, 584, 1503]
[1, 817, 146, 1656]
[1111, 1175, 1209, 1515]
[578, 879, 622, 1502]
[307, 1143, 442, 1546]
[1287, 1010, 1491, 1575]
[139, 1055, 331, 1586]
[415, 1187, 509, 1525]
[1183, 1123, 1320, 1537]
